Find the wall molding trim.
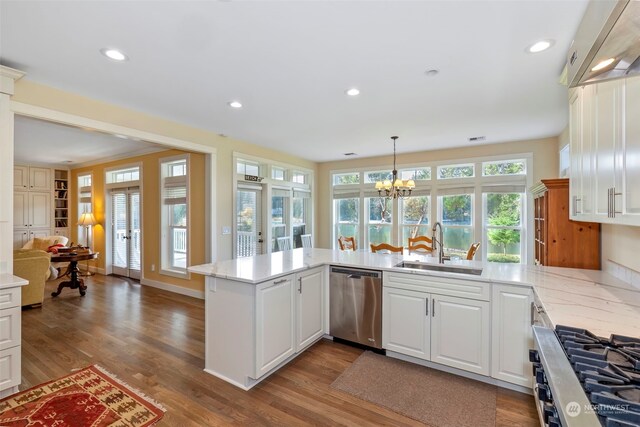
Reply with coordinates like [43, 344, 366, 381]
[140, 277, 204, 300]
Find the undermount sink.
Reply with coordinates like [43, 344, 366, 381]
[395, 261, 483, 276]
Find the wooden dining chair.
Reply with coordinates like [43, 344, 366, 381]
[408, 235, 433, 254]
[338, 236, 356, 251]
[277, 237, 292, 251]
[370, 243, 404, 254]
[301, 234, 312, 248]
[466, 242, 480, 260]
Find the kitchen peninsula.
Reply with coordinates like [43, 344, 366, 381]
[189, 248, 640, 391]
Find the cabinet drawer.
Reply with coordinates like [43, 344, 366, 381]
[0, 307, 21, 351]
[384, 272, 490, 301]
[0, 288, 21, 310]
[0, 346, 20, 391]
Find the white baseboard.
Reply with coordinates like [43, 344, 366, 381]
[140, 277, 204, 299]
[78, 265, 106, 275]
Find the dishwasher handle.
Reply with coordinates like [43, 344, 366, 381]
[347, 274, 362, 279]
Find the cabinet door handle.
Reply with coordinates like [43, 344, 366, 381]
[425, 298, 429, 316]
[432, 299, 436, 317]
[298, 277, 302, 294]
[612, 188, 622, 218]
[273, 278, 288, 285]
[607, 188, 612, 218]
[530, 302, 535, 326]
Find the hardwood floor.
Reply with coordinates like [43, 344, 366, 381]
[20, 275, 539, 426]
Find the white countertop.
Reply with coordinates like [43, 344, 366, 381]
[0, 273, 28, 289]
[189, 248, 640, 338]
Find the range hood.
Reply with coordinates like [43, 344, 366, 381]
[567, 0, 640, 87]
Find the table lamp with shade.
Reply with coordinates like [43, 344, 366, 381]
[78, 212, 97, 276]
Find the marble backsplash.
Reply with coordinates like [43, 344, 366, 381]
[604, 259, 640, 290]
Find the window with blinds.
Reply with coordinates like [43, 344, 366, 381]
[77, 174, 93, 245]
[160, 155, 189, 276]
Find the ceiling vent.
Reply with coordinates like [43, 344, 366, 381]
[468, 136, 486, 142]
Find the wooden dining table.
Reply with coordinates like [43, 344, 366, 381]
[50, 251, 99, 297]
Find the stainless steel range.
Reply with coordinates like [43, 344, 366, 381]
[531, 324, 640, 426]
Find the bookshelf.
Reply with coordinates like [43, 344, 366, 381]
[54, 169, 69, 229]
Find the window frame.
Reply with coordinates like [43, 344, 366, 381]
[159, 154, 190, 278]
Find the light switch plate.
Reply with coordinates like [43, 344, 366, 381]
[221, 226, 231, 235]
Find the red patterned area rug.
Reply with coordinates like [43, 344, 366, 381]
[0, 365, 165, 427]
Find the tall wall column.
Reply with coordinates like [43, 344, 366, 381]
[0, 66, 25, 274]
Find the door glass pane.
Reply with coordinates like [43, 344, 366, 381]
[237, 190, 260, 258]
[112, 193, 127, 268]
[271, 195, 287, 252]
[292, 197, 307, 249]
[130, 192, 141, 272]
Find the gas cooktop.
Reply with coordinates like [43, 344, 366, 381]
[556, 325, 640, 426]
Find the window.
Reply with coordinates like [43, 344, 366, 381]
[437, 164, 474, 179]
[485, 192, 523, 263]
[272, 166, 286, 181]
[333, 172, 360, 185]
[400, 167, 431, 181]
[367, 196, 392, 245]
[439, 192, 474, 257]
[364, 171, 392, 184]
[482, 160, 526, 176]
[106, 167, 140, 184]
[237, 159, 260, 176]
[160, 156, 188, 275]
[400, 195, 430, 246]
[334, 193, 359, 246]
[292, 171, 307, 184]
[77, 174, 92, 245]
[292, 189, 310, 248]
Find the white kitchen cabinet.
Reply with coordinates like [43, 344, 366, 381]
[255, 274, 295, 378]
[431, 294, 490, 376]
[593, 79, 623, 221]
[570, 75, 640, 226]
[29, 192, 51, 229]
[570, 84, 596, 218]
[491, 284, 533, 387]
[623, 77, 640, 220]
[382, 287, 430, 360]
[13, 192, 28, 228]
[13, 166, 28, 191]
[0, 282, 24, 399]
[14, 165, 51, 193]
[382, 271, 491, 377]
[12, 230, 28, 250]
[296, 267, 324, 351]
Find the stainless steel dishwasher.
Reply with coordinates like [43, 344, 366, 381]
[329, 266, 382, 349]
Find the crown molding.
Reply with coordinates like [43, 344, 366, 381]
[0, 65, 26, 96]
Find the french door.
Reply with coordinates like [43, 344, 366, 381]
[111, 188, 141, 279]
[236, 186, 263, 257]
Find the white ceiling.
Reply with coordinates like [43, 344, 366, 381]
[14, 115, 165, 167]
[1, 0, 588, 162]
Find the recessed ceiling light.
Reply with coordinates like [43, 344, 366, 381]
[526, 40, 554, 53]
[100, 48, 128, 61]
[592, 57, 616, 71]
[345, 88, 360, 96]
[425, 69, 439, 77]
[228, 101, 243, 109]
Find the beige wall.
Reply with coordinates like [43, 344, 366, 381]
[602, 224, 640, 272]
[316, 136, 559, 249]
[70, 149, 207, 292]
[12, 80, 317, 263]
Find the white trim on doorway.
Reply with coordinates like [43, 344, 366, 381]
[9, 100, 217, 287]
